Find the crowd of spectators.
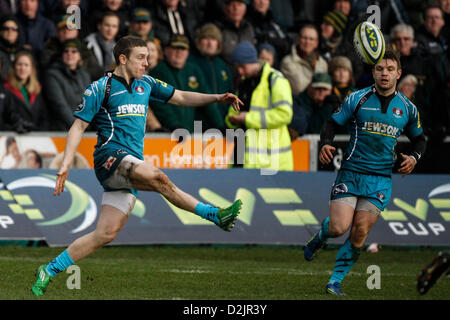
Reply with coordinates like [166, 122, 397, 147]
[0, 0, 449, 172]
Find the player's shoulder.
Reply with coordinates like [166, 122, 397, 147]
[396, 91, 419, 115]
[344, 86, 374, 106]
[85, 76, 109, 97]
[140, 74, 170, 88]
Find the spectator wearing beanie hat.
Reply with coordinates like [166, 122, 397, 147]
[319, 10, 348, 61]
[226, 40, 294, 171]
[320, 56, 356, 134]
[328, 55, 355, 100]
[189, 23, 234, 128]
[258, 42, 276, 68]
[318, 10, 364, 82]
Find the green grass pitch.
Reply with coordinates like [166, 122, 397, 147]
[1, 245, 448, 300]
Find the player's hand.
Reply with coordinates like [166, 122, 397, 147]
[54, 166, 69, 196]
[219, 93, 243, 111]
[397, 153, 416, 175]
[319, 144, 336, 165]
[228, 112, 247, 125]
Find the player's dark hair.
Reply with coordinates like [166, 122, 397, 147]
[113, 36, 148, 64]
[374, 45, 401, 70]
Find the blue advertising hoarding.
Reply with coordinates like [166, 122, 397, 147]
[0, 169, 449, 246]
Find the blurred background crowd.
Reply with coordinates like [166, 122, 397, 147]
[0, 0, 449, 173]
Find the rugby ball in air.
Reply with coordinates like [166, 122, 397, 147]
[353, 21, 385, 65]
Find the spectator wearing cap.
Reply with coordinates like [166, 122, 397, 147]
[245, 0, 291, 62]
[280, 24, 327, 95]
[225, 40, 294, 171]
[318, 9, 363, 82]
[16, 0, 56, 57]
[258, 42, 276, 67]
[149, 34, 224, 132]
[189, 23, 234, 129]
[289, 73, 333, 137]
[40, 14, 104, 81]
[152, 0, 198, 48]
[0, 15, 26, 80]
[84, 11, 120, 72]
[129, 7, 156, 42]
[213, 0, 256, 65]
[43, 38, 90, 130]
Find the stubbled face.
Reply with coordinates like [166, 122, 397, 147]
[1, 20, 19, 44]
[297, 27, 319, 55]
[165, 46, 189, 69]
[392, 31, 413, 56]
[373, 59, 401, 92]
[15, 55, 33, 82]
[123, 46, 148, 79]
[198, 38, 219, 56]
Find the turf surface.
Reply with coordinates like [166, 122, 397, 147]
[1, 245, 448, 300]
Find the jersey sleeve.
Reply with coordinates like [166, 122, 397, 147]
[73, 80, 105, 123]
[142, 75, 175, 103]
[331, 92, 356, 126]
[404, 102, 423, 138]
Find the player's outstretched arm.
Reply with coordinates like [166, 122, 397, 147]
[168, 90, 243, 111]
[54, 118, 90, 196]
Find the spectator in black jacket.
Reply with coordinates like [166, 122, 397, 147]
[43, 38, 90, 130]
[0, 15, 26, 79]
[245, 0, 290, 62]
[152, 0, 198, 46]
[16, 0, 56, 57]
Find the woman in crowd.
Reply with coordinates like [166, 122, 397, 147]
[4, 50, 49, 131]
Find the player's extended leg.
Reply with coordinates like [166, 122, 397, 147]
[127, 161, 241, 231]
[304, 199, 355, 261]
[31, 203, 130, 296]
[326, 205, 379, 296]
